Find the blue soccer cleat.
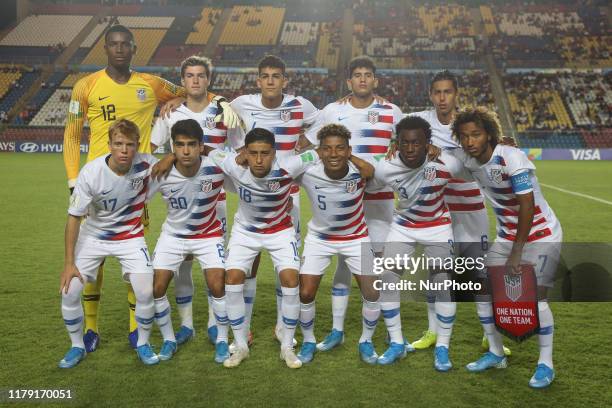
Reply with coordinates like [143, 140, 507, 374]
[136, 344, 160, 365]
[158, 340, 177, 361]
[297, 342, 316, 363]
[358, 341, 378, 365]
[377, 342, 407, 365]
[466, 352, 507, 372]
[529, 364, 555, 389]
[207, 326, 218, 345]
[175, 326, 194, 345]
[316, 329, 344, 352]
[58, 347, 86, 369]
[434, 346, 452, 372]
[83, 329, 100, 353]
[128, 329, 138, 350]
[385, 333, 416, 353]
[214, 341, 230, 364]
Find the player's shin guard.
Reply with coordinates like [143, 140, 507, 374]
[154, 295, 175, 342]
[243, 277, 257, 330]
[83, 264, 103, 333]
[299, 301, 316, 343]
[175, 260, 194, 329]
[435, 302, 456, 348]
[381, 302, 403, 344]
[207, 290, 216, 329]
[537, 301, 554, 368]
[62, 277, 85, 349]
[212, 296, 229, 343]
[131, 274, 155, 347]
[225, 284, 248, 348]
[280, 286, 300, 349]
[476, 300, 504, 356]
[331, 261, 351, 332]
[426, 295, 437, 333]
[360, 299, 380, 343]
[275, 275, 283, 330]
[127, 284, 138, 333]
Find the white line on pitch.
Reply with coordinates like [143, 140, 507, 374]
[540, 183, 612, 206]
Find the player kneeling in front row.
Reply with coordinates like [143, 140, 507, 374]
[59, 120, 159, 367]
[148, 119, 230, 363]
[452, 107, 562, 388]
[296, 124, 407, 365]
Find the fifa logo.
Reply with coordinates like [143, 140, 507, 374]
[504, 274, 522, 302]
[268, 180, 281, 192]
[201, 179, 213, 193]
[345, 180, 358, 193]
[423, 166, 436, 181]
[368, 110, 379, 124]
[488, 167, 503, 184]
[280, 110, 291, 122]
[205, 116, 216, 130]
[136, 88, 146, 102]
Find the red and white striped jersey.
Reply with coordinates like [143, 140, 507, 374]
[371, 152, 463, 228]
[69, 153, 158, 240]
[458, 145, 560, 242]
[148, 157, 225, 239]
[296, 162, 368, 241]
[228, 94, 319, 158]
[150, 103, 228, 150]
[209, 149, 319, 234]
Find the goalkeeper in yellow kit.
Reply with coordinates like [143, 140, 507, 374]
[63, 24, 240, 351]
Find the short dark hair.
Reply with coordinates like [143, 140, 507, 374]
[180, 55, 213, 79]
[171, 119, 203, 143]
[245, 128, 275, 148]
[430, 70, 459, 92]
[396, 116, 432, 141]
[317, 124, 351, 143]
[104, 24, 134, 43]
[451, 106, 502, 147]
[258, 55, 286, 75]
[347, 55, 376, 77]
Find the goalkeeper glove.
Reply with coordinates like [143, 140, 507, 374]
[212, 95, 243, 129]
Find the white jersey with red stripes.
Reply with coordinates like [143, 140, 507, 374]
[150, 103, 228, 150]
[408, 109, 486, 213]
[69, 153, 158, 240]
[148, 157, 225, 239]
[459, 145, 560, 242]
[228, 93, 319, 157]
[296, 161, 368, 241]
[371, 152, 463, 228]
[209, 149, 319, 234]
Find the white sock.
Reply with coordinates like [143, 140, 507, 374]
[225, 284, 247, 348]
[476, 301, 504, 357]
[243, 277, 257, 331]
[275, 275, 283, 329]
[426, 295, 437, 333]
[537, 300, 554, 368]
[207, 289, 215, 329]
[331, 260, 351, 332]
[300, 301, 316, 343]
[359, 298, 380, 343]
[62, 277, 85, 349]
[212, 296, 229, 343]
[131, 274, 155, 347]
[281, 286, 299, 348]
[175, 260, 194, 329]
[381, 301, 403, 344]
[154, 295, 175, 342]
[435, 301, 456, 348]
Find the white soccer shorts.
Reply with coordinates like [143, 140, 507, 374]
[75, 235, 153, 282]
[152, 232, 225, 273]
[225, 224, 300, 276]
[382, 222, 455, 264]
[300, 234, 374, 276]
[364, 198, 394, 253]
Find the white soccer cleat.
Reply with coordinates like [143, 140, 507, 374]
[223, 346, 249, 368]
[274, 324, 297, 346]
[280, 346, 303, 369]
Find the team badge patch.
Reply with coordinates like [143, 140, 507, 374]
[130, 176, 144, 190]
[201, 179, 213, 193]
[504, 274, 522, 302]
[136, 88, 146, 102]
[345, 180, 358, 193]
[368, 110, 379, 124]
[423, 166, 436, 181]
[268, 180, 281, 192]
[205, 116, 216, 130]
[280, 109, 291, 122]
[488, 167, 503, 184]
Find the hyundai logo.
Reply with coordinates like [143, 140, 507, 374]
[19, 142, 40, 153]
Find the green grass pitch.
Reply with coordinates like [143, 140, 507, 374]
[0, 154, 611, 407]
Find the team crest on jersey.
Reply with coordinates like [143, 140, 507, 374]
[268, 180, 281, 192]
[205, 116, 216, 130]
[136, 88, 146, 102]
[280, 109, 291, 122]
[504, 274, 522, 302]
[368, 110, 379, 124]
[423, 166, 436, 181]
[488, 167, 503, 184]
[200, 179, 213, 193]
[345, 180, 358, 193]
[130, 176, 144, 190]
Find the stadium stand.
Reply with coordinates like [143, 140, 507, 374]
[186, 8, 223, 45]
[316, 21, 341, 69]
[557, 71, 611, 128]
[0, 15, 91, 47]
[218, 6, 285, 46]
[0, 66, 38, 122]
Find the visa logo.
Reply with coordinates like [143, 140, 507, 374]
[571, 149, 601, 160]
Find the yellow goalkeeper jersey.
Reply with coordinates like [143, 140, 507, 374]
[63, 69, 185, 185]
